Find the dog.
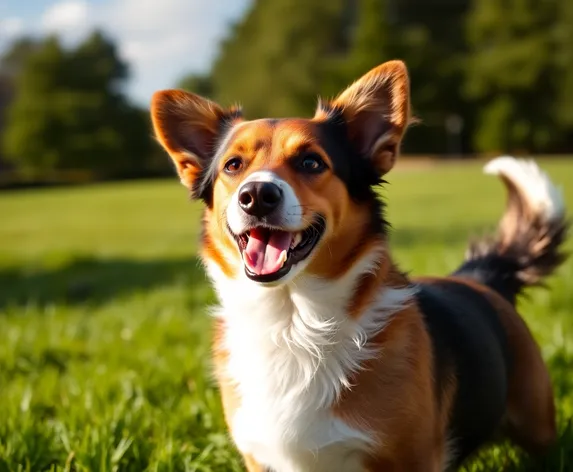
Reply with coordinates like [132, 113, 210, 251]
[150, 60, 568, 471]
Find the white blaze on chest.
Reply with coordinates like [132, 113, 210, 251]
[206, 248, 415, 471]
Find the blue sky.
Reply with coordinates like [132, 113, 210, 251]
[0, 0, 249, 105]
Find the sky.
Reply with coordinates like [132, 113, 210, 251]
[0, 0, 249, 105]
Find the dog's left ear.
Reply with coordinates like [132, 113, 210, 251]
[316, 60, 410, 175]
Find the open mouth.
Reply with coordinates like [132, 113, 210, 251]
[230, 216, 326, 283]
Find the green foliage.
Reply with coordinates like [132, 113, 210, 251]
[465, 0, 573, 153]
[319, 0, 393, 99]
[189, 0, 572, 154]
[0, 38, 41, 168]
[211, 0, 347, 117]
[3, 36, 68, 175]
[350, 0, 390, 72]
[207, 0, 476, 153]
[1, 0, 572, 178]
[0, 75, 13, 165]
[555, 0, 573, 139]
[0, 160, 572, 470]
[0, 37, 40, 78]
[177, 74, 214, 98]
[2, 32, 154, 179]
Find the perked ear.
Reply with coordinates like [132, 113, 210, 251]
[150, 90, 242, 193]
[317, 60, 410, 175]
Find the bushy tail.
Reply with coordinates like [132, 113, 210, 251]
[454, 156, 569, 304]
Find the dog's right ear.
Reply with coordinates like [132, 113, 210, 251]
[151, 90, 242, 193]
[315, 60, 410, 176]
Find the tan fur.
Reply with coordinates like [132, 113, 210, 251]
[151, 90, 243, 189]
[243, 454, 265, 472]
[332, 267, 456, 471]
[336, 305, 438, 469]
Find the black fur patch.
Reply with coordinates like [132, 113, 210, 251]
[415, 280, 511, 467]
[456, 219, 569, 305]
[453, 255, 522, 304]
[191, 169, 214, 206]
[316, 104, 388, 236]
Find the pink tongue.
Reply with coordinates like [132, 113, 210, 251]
[244, 228, 292, 275]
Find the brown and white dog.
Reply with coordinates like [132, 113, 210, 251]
[151, 61, 568, 471]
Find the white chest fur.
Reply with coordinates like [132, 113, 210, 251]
[207, 251, 414, 472]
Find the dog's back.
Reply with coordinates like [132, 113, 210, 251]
[416, 156, 567, 467]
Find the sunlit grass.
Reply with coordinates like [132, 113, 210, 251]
[1, 159, 572, 471]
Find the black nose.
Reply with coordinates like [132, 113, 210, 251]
[238, 181, 283, 217]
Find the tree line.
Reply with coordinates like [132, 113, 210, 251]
[186, 0, 572, 155]
[0, 32, 165, 181]
[1, 0, 572, 182]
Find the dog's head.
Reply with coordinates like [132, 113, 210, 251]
[151, 61, 410, 285]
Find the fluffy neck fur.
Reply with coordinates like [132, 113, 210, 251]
[205, 244, 416, 470]
[207, 244, 414, 409]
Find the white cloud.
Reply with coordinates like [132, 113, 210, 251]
[1, 0, 249, 105]
[99, 0, 247, 105]
[41, 0, 90, 33]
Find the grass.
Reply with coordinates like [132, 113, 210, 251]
[0, 159, 572, 471]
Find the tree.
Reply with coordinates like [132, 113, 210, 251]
[211, 0, 347, 118]
[177, 73, 214, 98]
[208, 0, 472, 153]
[465, 0, 570, 153]
[348, 0, 391, 75]
[0, 38, 40, 170]
[178, 0, 570, 155]
[555, 0, 573, 149]
[3, 31, 154, 178]
[386, 0, 472, 154]
[0, 38, 40, 78]
[0, 73, 13, 170]
[320, 0, 393, 99]
[3, 36, 68, 175]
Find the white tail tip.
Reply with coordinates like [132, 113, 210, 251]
[484, 156, 565, 222]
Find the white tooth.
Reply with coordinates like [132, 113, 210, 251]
[293, 232, 303, 248]
[278, 250, 288, 267]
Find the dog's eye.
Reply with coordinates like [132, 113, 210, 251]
[297, 154, 326, 173]
[224, 157, 243, 174]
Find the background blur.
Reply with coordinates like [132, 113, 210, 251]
[1, 1, 572, 471]
[1, 0, 572, 186]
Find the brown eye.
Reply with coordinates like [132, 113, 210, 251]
[297, 154, 326, 174]
[224, 157, 243, 174]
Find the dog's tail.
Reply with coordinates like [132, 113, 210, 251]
[453, 156, 568, 305]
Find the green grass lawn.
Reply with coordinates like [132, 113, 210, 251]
[1, 160, 572, 471]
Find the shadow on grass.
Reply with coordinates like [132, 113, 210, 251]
[0, 224, 491, 311]
[0, 256, 208, 310]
